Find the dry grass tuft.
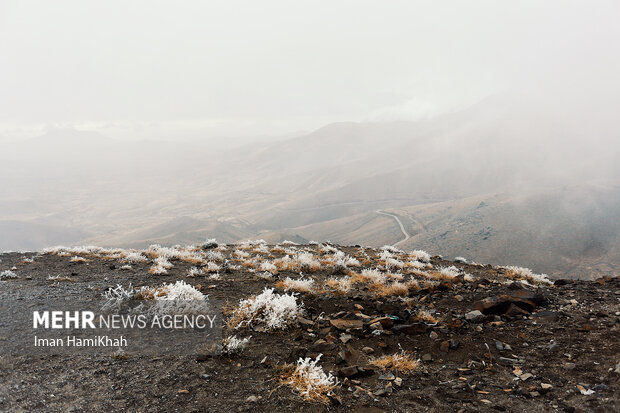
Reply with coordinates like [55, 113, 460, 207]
[370, 352, 419, 374]
[374, 282, 409, 297]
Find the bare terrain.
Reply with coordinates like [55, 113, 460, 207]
[0, 242, 618, 412]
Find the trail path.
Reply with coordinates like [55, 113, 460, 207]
[376, 210, 410, 247]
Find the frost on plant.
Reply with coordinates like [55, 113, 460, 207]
[502, 266, 552, 285]
[149, 257, 173, 275]
[277, 276, 315, 293]
[227, 288, 303, 330]
[0, 270, 18, 280]
[281, 355, 338, 403]
[221, 335, 251, 355]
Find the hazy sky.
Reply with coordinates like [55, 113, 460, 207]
[1, 0, 619, 141]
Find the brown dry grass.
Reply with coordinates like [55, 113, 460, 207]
[370, 352, 419, 374]
[374, 282, 409, 297]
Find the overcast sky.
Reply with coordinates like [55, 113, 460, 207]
[1, 0, 619, 141]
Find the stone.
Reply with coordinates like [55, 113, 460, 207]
[362, 346, 375, 354]
[465, 310, 484, 322]
[394, 377, 402, 386]
[330, 319, 363, 330]
[369, 322, 383, 331]
[449, 339, 460, 349]
[429, 331, 438, 340]
[338, 366, 359, 378]
[474, 295, 537, 315]
[246, 395, 258, 403]
[393, 323, 428, 335]
[336, 348, 352, 365]
[440, 340, 450, 352]
[520, 373, 533, 381]
[422, 353, 432, 362]
[378, 372, 395, 381]
[495, 340, 504, 351]
[340, 334, 352, 344]
[368, 317, 394, 329]
[564, 362, 576, 370]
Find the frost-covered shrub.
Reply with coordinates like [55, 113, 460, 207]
[0, 270, 18, 280]
[352, 268, 386, 284]
[122, 252, 148, 263]
[325, 276, 352, 294]
[409, 250, 431, 263]
[277, 276, 315, 293]
[227, 288, 303, 330]
[503, 266, 552, 285]
[149, 257, 173, 275]
[221, 335, 251, 355]
[281, 355, 337, 403]
[259, 261, 278, 274]
[187, 267, 203, 277]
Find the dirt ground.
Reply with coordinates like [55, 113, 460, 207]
[0, 245, 618, 412]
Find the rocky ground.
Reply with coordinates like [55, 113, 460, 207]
[0, 243, 618, 412]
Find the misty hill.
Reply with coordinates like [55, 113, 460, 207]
[0, 94, 618, 279]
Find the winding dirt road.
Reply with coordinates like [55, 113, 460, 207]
[376, 210, 410, 247]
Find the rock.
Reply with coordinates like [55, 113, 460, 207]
[422, 353, 432, 362]
[369, 322, 383, 331]
[338, 366, 360, 378]
[564, 362, 576, 370]
[465, 310, 485, 322]
[520, 373, 533, 381]
[200, 373, 211, 379]
[505, 303, 530, 318]
[593, 384, 608, 391]
[440, 341, 450, 352]
[330, 319, 363, 330]
[474, 295, 537, 315]
[246, 395, 259, 403]
[297, 316, 314, 327]
[373, 388, 390, 397]
[499, 357, 519, 365]
[362, 346, 375, 354]
[368, 317, 394, 329]
[336, 348, 353, 365]
[429, 331, 438, 340]
[394, 377, 402, 386]
[354, 304, 364, 310]
[495, 340, 504, 351]
[340, 334, 352, 344]
[540, 383, 553, 392]
[455, 294, 464, 302]
[449, 339, 460, 350]
[328, 394, 342, 406]
[393, 323, 428, 335]
[378, 372, 395, 381]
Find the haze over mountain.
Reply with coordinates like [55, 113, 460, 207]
[1, 93, 618, 279]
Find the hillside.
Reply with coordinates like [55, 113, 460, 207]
[0, 242, 618, 412]
[0, 94, 618, 280]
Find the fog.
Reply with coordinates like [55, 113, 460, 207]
[0, 1, 619, 278]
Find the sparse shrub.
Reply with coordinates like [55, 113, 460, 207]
[226, 288, 303, 330]
[413, 310, 438, 323]
[277, 276, 316, 294]
[221, 335, 251, 355]
[409, 250, 431, 263]
[187, 267, 203, 277]
[149, 257, 173, 275]
[259, 261, 278, 274]
[375, 282, 409, 297]
[324, 276, 352, 295]
[0, 270, 18, 280]
[255, 271, 274, 281]
[351, 268, 386, 285]
[503, 266, 552, 285]
[370, 351, 419, 374]
[70, 256, 88, 263]
[279, 355, 338, 404]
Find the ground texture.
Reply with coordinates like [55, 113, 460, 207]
[0, 243, 618, 412]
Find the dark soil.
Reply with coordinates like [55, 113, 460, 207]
[0, 246, 618, 412]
